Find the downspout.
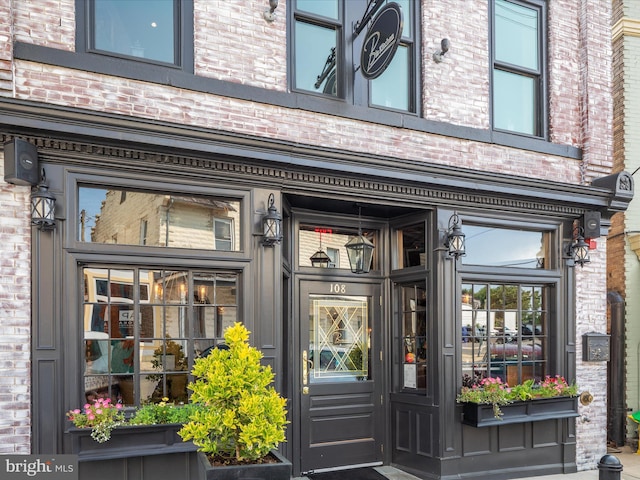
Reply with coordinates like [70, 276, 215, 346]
[607, 291, 625, 447]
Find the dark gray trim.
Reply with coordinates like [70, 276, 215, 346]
[0, 99, 618, 218]
[13, 42, 580, 159]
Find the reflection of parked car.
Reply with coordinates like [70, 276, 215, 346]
[491, 326, 517, 343]
[488, 343, 542, 361]
[522, 324, 542, 335]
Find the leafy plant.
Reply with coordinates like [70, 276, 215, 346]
[129, 398, 202, 425]
[178, 322, 288, 464]
[66, 397, 125, 443]
[457, 375, 578, 419]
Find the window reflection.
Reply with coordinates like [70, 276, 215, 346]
[299, 224, 377, 270]
[461, 282, 547, 387]
[79, 187, 241, 251]
[371, 45, 409, 110]
[93, 0, 176, 64]
[83, 267, 238, 405]
[399, 283, 427, 391]
[463, 225, 547, 268]
[295, 22, 338, 95]
[396, 222, 426, 268]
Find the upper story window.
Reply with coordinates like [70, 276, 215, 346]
[79, 0, 193, 70]
[292, 0, 419, 113]
[491, 0, 547, 137]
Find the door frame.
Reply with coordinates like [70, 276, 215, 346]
[294, 276, 386, 474]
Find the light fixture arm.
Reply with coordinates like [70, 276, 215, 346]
[263, 0, 278, 22]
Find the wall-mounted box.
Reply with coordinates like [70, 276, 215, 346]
[582, 332, 610, 361]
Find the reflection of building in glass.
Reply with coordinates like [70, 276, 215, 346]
[87, 189, 240, 250]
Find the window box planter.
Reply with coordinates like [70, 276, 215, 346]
[198, 449, 292, 480]
[461, 396, 579, 428]
[67, 424, 199, 479]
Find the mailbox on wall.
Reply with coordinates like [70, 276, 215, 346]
[582, 332, 610, 361]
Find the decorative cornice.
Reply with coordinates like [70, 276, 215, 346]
[0, 99, 626, 218]
[612, 17, 640, 42]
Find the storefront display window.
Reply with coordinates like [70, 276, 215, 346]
[82, 267, 238, 405]
[461, 282, 547, 386]
[398, 283, 427, 391]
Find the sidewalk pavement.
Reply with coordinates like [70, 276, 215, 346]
[353, 445, 640, 480]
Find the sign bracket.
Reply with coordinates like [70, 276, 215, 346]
[354, 0, 385, 36]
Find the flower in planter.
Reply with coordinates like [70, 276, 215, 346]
[178, 322, 288, 465]
[457, 375, 578, 419]
[66, 397, 125, 443]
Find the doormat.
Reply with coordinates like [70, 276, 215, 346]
[307, 467, 388, 480]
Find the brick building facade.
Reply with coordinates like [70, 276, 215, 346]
[0, 1, 633, 478]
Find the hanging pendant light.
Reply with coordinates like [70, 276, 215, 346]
[345, 206, 375, 274]
[310, 230, 331, 268]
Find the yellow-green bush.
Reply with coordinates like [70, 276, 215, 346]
[179, 323, 288, 463]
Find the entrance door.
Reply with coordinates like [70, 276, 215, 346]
[299, 280, 383, 474]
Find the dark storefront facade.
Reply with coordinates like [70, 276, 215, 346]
[2, 100, 629, 478]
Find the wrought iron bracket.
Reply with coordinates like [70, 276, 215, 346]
[354, 0, 385, 36]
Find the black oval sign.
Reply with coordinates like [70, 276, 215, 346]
[360, 3, 403, 80]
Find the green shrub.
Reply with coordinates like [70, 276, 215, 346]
[178, 323, 288, 463]
[129, 399, 202, 425]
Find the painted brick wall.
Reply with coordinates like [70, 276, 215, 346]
[0, 0, 13, 96]
[0, 0, 617, 466]
[575, 244, 609, 467]
[10, 0, 611, 184]
[0, 151, 32, 454]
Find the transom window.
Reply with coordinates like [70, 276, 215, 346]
[83, 267, 239, 406]
[492, 0, 546, 137]
[78, 187, 241, 251]
[463, 224, 549, 269]
[461, 282, 548, 387]
[292, 0, 419, 113]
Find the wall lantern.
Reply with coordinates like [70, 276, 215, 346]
[345, 206, 375, 274]
[568, 226, 590, 267]
[444, 211, 465, 259]
[31, 169, 56, 231]
[262, 193, 282, 246]
[310, 229, 331, 268]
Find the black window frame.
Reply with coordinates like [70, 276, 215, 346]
[75, 0, 194, 73]
[290, 0, 421, 115]
[490, 0, 548, 139]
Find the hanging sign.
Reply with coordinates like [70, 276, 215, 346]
[360, 2, 403, 80]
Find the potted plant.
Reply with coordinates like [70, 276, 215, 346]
[457, 375, 579, 427]
[178, 322, 290, 480]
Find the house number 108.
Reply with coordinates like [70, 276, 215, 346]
[330, 284, 346, 294]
